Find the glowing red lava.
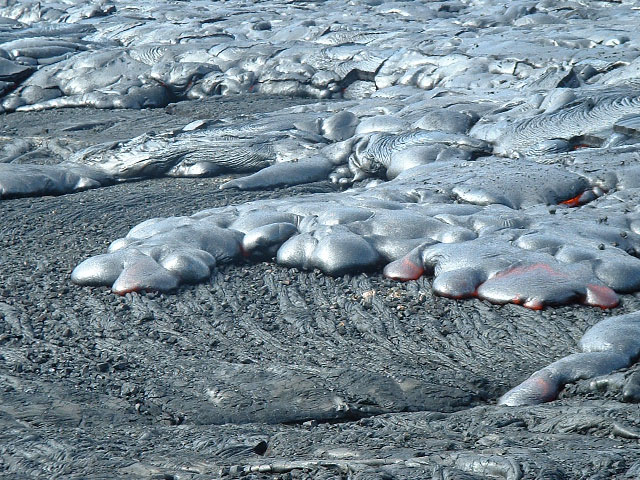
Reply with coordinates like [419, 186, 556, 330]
[383, 256, 424, 281]
[585, 283, 619, 309]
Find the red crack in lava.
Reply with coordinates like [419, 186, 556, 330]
[383, 257, 425, 281]
[479, 263, 618, 310]
[501, 374, 559, 406]
[525, 375, 558, 403]
[384, 258, 619, 310]
[490, 263, 565, 280]
[524, 298, 544, 310]
[559, 193, 583, 207]
[585, 283, 619, 309]
[571, 144, 591, 151]
[115, 286, 140, 295]
[112, 258, 179, 295]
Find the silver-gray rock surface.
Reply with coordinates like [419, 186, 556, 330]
[3, 1, 640, 465]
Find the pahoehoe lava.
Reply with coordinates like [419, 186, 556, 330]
[2, 0, 640, 478]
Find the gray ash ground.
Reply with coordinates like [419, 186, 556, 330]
[1, 97, 640, 479]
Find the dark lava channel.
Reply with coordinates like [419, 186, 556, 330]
[1, 98, 640, 479]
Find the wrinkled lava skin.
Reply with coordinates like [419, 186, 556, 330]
[3, 0, 640, 416]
